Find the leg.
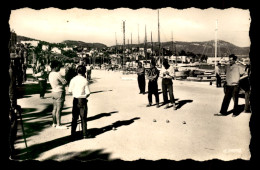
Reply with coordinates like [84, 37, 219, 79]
[220, 86, 233, 114]
[137, 76, 142, 93]
[71, 98, 79, 136]
[78, 98, 88, 138]
[56, 101, 64, 126]
[9, 108, 18, 158]
[143, 76, 146, 93]
[168, 83, 175, 104]
[52, 100, 57, 125]
[42, 80, 47, 97]
[141, 75, 146, 93]
[162, 81, 168, 104]
[244, 90, 251, 112]
[232, 85, 240, 115]
[147, 82, 152, 105]
[153, 81, 160, 107]
[39, 81, 44, 97]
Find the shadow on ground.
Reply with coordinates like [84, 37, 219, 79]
[15, 117, 140, 160]
[90, 90, 113, 95]
[226, 104, 246, 116]
[17, 82, 51, 99]
[176, 100, 193, 109]
[44, 149, 114, 161]
[16, 104, 72, 143]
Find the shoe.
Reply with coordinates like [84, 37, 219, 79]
[156, 103, 160, 108]
[164, 104, 169, 109]
[146, 103, 152, 107]
[56, 125, 68, 129]
[172, 103, 177, 110]
[214, 113, 226, 116]
[232, 114, 239, 117]
[52, 123, 56, 127]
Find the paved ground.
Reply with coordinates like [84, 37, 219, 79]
[13, 68, 251, 162]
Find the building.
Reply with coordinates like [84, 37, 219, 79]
[42, 45, 49, 51]
[21, 40, 39, 47]
[51, 47, 61, 54]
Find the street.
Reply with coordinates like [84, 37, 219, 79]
[14, 68, 251, 161]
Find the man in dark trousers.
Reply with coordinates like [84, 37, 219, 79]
[215, 54, 245, 117]
[146, 60, 160, 108]
[9, 52, 19, 160]
[69, 65, 91, 139]
[136, 61, 146, 94]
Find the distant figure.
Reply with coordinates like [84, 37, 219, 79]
[86, 64, 92, 81]
[215, 63, 222, 87]
[136, 61, 146, 94]
[215, 54, 245, 117]
[65, 63, 77, 86]
[146, 60, 160, 108]
[35, 61, 48, 99]
[49, 60, 68, 129]
[160, 60, 176, 110]
[69, 65, 91, 139]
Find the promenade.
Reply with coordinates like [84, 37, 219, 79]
[13, 68, 251, 162]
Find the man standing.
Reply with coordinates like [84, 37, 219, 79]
[215, 54, 245, 117]
[69, 65, 91, 139]
[9, 52, 18, 160]
[49, 60, 68, 129]
[136, 61, 146, 94]
[146, 60, 160, 108]
[160, 60, 176, 110]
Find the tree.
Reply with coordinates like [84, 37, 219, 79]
[62, 50, 78, 58]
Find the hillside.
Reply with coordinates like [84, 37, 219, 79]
[16, 35, 249, 57]
[112, 40, 250, 57]
[62, 40, 107, 49]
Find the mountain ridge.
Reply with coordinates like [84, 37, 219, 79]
[16, 35, 249, 57]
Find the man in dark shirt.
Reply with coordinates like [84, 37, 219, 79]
[146, 60, 160, 108]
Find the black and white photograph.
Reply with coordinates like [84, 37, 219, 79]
[6, 1, 257, 168]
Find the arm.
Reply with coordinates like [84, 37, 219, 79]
[58, 73, 67, 85]
[85, 82, 91, 98]
[159, 67, 165, 78]
[68, 79, 73, 94]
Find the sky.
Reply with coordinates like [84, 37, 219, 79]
[9, 7, 251, 47]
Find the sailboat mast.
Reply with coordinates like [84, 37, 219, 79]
[171, 31, 176, 66]
[151, 32, 153, 57]
[131, 32, 132, 54]
[123, 20, 126, 65]
[214, 20, 218, 72]
[158, 10, 161, 63]
[115, 32, 117, 55]
[145, 25, 147, 63]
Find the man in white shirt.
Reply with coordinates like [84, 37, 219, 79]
[215, 54, 245, 117]
[69, 65, 91, 139]
[49, 60, 68, 129]
[160, 60, 176, 110]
